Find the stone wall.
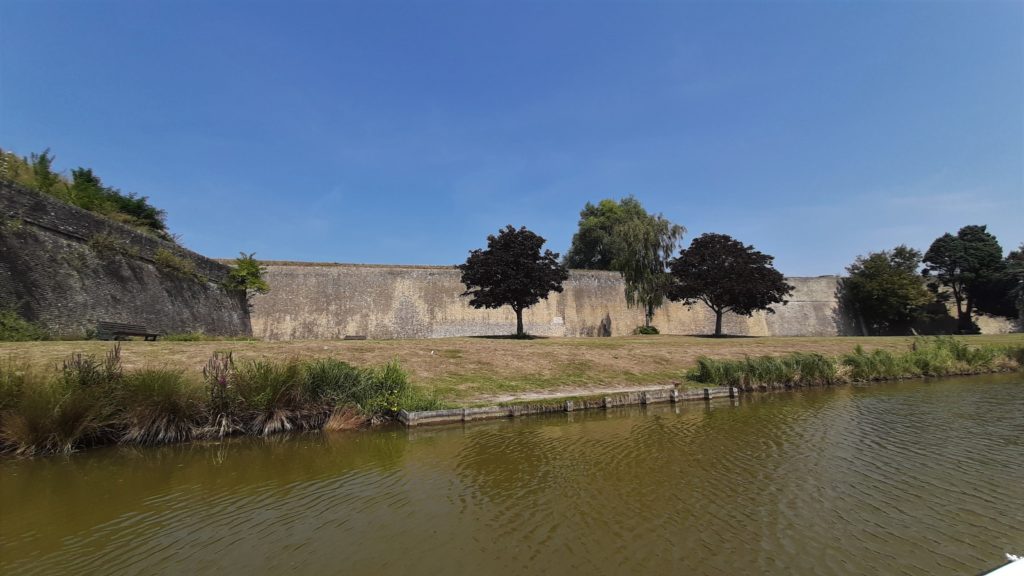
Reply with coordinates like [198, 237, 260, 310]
[250, 263, 851, 340]
[0, 181, 251, 338]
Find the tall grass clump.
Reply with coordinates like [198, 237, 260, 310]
[790, 353, 840, 385]
[841, 345, 914, 381]
[689, 353, 839, 388]
[689, 356, 746, 387]
[2, 345, 443, 456]
[60, 343, 123, 388]
[231, 359, 323, 435]
[0, 348, 121, 455]
[0, 373, 105, 456]
[1003, 345, 1024, 367]
[688, 338, 1019, 389]
[303, 358, 444, 415]
[117, 369, 204, 445]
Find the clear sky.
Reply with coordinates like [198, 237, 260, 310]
[1, 0, 1021, 276]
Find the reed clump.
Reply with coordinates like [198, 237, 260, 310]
[0, 346, 445, 456]
[688, 338, 1022, 388]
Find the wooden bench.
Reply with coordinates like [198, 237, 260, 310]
[96, 321, 159, 341]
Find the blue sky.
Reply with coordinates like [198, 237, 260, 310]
[1, 0, 1021, 276]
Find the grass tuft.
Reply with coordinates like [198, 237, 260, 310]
[118, 369, 203, 445]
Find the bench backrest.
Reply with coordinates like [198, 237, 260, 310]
[97, 321, 150, 334]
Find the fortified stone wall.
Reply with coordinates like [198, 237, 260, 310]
[250, 263, 852, 340]
[0, 181, 251, 338]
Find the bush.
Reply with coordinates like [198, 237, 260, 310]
[633, 325, 660, 335]
[224, 252, 269, 297]
[0, 309, 48, 341]
[153, 248, 198, 278]
[87, 232, 138, 258]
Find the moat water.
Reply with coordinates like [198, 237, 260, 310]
[2, 374, 1022, 575]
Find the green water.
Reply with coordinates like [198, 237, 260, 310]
[2, 375, 1022, 575]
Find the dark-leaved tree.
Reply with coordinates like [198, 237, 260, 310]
[971, 243, 1024, 322]
[668, 233, 793, 337]
[922, 225, 1004, 333]
[840, 245, 932, 335]
[459, 225, 569, 338]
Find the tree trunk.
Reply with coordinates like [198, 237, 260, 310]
[645, 303, 654, 328]
[959, 295, 975, 334]
[714, 310, 723, 337]
[515, 307, 524, 337]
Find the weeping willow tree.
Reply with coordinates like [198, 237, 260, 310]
[565, 197, 684, 330]
[612, 214, 685, 329]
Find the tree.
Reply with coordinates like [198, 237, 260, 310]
[459, 225, 569, 337]
[225, 252, 270, 302]
[612, 214, 684, 328]
[564, 196, 684, 328]
[840, 245, 932, 335]
[973, 243, 1024, 322]
[564, 197, 650, 269]
[922, 225, 1004, 333]
[668, 233, 793, 337]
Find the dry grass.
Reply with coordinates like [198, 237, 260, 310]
[3, 334, 1021, 405]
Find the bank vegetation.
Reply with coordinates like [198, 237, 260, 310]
[688, 337, 1024, 389]
[0, 345, 443, 456]
[1, 337, 1022, 457]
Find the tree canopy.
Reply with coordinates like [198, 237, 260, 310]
[564, 197, 651, 270]
[971, 243, 1024, 322]
[564, 196, 684, 328]
[923, 225, 1004, 333]
[668, 233, 793, 337]
[459, 225, 569, 337]
[841, 245, 932, 335]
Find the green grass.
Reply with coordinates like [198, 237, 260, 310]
[688, 337, 1023, 388]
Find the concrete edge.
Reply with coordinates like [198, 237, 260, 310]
[398, 384, 745, 427]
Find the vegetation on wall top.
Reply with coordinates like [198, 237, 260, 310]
[1, 146, 171, 241]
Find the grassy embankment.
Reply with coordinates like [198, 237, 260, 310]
[4, 334, 1022, 402]
[1, 334, 1022, 456]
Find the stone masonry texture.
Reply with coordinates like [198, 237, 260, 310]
[249, 263, 850, 340]
[0, 181, 250, 338]
[2, 180, 1015, 341]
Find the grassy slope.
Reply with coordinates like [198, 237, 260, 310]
[3, 334, 1022, 405]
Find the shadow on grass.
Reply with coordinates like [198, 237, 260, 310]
[689, 334, 760, 339]
[467, 334, 551, 340]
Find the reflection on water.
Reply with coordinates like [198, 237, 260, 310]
[2, 375, 1022, 575]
